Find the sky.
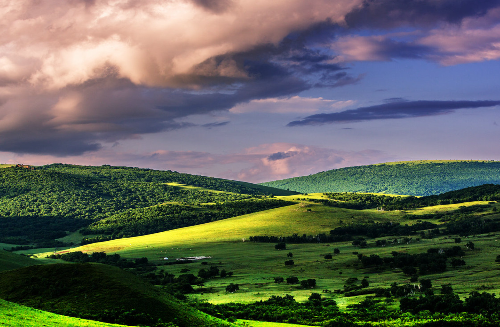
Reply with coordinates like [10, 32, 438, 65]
[1, 0, 500, 183]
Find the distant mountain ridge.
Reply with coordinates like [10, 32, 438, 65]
[260, 160, 500, 196]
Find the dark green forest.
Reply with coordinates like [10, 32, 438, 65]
[0, 164, 293, 245]
[261, 160, 500, 195]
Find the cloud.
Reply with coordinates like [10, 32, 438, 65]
[0, 0, 368, 156]
[230, 96, 355, 114]
[288, 100, 500, 126]
[267, 151, 299, 161]
[2, 0, 500, 157]
[331, 4, 500, 66]
[332, 35, 431, 61]
[344, 0, 500, 29]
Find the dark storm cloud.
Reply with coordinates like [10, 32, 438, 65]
[267, 151, 299, 161]
[0, 131, 101, 156]
[344, 0, 500, 28]
[202, 121, 230, 129]
[191, 0, 233, 13]
[288, 100, 500, 126]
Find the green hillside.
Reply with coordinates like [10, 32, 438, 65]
[0, 263, 233, 327]
[261, 160, 500, 196]
[0, 298, 135, 327]
[0, 164, 294, 245]
[0, 250, 40, 272]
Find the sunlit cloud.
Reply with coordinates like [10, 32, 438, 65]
[230, 96, 355, 114]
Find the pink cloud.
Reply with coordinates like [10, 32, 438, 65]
[1, 0, 362, 90]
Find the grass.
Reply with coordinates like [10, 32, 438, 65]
[0, 298, 133, 327]
[238, 320, 313, 327]
[41, 202, 396, 256]
[0, 250, 40, 272]
[0, 164, 14, 168]
[28, 199, 500, 310]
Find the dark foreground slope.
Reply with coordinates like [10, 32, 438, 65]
[0, 250, 40, 272]
[0, 263, 232, 327]
[261, 160, 500, 196]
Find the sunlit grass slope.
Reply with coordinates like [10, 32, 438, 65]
[0, 263, 233, 327]
[0, 250, 40, 272]
[62, 203, 396, 255]
[0, 298, 133, 327]
[262, 160, 500, 195]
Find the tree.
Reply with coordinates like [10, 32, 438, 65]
[301, 279, 316, 289]
[286, 276, 299, 284]
[466, 241, 475, 250]
[333, 248, 340, 254]
[420, 279, 432, 290]
[275, 242, 286, 250]
[287, 252, 293, 258]
[324, 254, 333, 259]
[361, 278, 369, 288]
[285, 259, 294, 266]
[274, 277, 284, 283]
[226, 283, 239, 293]
[308, 293, 322, 306]
[451, 258, 466, 268]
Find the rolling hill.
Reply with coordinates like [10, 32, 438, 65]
[0, 263, 233, 327]
[0, 250, 40, 272]
[0, 298, 136, 327]
[0, 164, 295, 246]
[261, 160, 500, 196]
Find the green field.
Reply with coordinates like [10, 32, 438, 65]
[28, 197, 500, 308]
[0, 298, 133, 327]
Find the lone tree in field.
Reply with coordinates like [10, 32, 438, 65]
[226, 283, 239, 293]
[285, 259, 294, 266]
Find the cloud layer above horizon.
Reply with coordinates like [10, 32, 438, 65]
[1, 0, 500, 181]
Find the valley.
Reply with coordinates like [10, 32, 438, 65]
[1, 162, 500, 326]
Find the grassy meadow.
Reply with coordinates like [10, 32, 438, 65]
[27, 196, 500, 309]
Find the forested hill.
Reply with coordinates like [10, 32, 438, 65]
[261, 160, 500, 196]
[0, 164, 295, 245]
[38, 164, 296, 196]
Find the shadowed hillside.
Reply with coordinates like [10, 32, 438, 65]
[0, 263, 233, 327]
[0, 250, 40, 272]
